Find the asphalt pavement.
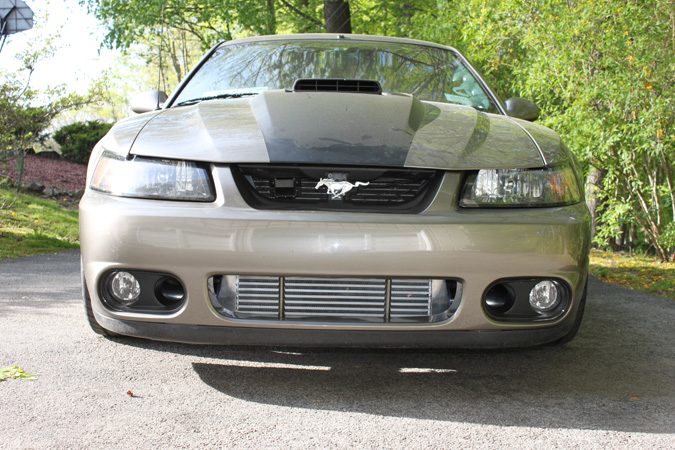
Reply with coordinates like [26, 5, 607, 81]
[0, 250, 673, 449]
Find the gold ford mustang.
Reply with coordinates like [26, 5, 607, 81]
[80, 34, 591, 348]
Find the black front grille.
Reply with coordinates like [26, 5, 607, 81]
[232, 165, 442, 213]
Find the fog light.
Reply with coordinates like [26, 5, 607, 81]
[529, 280, 559, 312]
[110, 271, 141, 303]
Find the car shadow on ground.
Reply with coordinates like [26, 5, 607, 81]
[113, 277, 674, 434]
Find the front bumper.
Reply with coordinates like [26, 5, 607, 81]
[80, 169, 591, 347]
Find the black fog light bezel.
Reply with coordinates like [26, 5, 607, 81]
[482, 277, 571, 322]
[100, 270, 186, 313]
[484, 283, 515, 314]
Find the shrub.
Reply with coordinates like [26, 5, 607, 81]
[53, 121, 113, 164]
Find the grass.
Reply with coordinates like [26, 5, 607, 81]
[1, 185, 673, 301]
[590, 249, 675, 300]
[0, 186, 80, 261]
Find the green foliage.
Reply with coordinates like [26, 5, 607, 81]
[1, 32, 98, 194]
[662, 222, 675, 251]
[0, 366, 37, 381]
[84, 0, 437, 49]
[351, 1, 435, 37]
[0, 75, 88, 193]
[52, 121, 113, 164]
[0, 79, 51, 164]
[83, 0, 278, 51]
[409, 0, 675, 261]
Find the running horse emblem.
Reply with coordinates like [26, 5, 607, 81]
[315, 178, 370, 199]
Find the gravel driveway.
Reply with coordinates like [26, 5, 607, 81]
[1, 250, 673, 449]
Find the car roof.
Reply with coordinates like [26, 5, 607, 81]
[217, 33, 460, 54]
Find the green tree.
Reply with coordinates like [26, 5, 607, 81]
[83, 0, 280, 51]
[411, 0, 675, 261]
[52, 121, 113, 164]
[0, 48, 92, 196]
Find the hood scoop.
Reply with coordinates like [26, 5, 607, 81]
[293, 78, 382, 94]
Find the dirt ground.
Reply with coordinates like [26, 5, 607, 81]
[0, 153, 87, 193]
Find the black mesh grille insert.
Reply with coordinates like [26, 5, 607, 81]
[293, 79, 382, 94]
[233, 165, 442, 213]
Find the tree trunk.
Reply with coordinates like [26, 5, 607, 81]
[585, 167, 605, 242]
[400, 2, 414, 25]
[324, 0, 351, 33]
[615, 223, 627, 251]
[628, 223, 638, 251]
[169, 41, 183, 83]
[266, 0, 276, 35]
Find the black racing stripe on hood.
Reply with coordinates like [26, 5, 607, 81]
[125, 90, 544, 170]
[250, 90, 425, 167]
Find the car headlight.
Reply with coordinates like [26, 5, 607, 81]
[90, 151, 215, 202]
[459, 164, 581, 207]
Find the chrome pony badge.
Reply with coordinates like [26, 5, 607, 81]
[315, 178, 370, 199]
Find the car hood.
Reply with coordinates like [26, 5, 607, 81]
[106, 90, 567, 170]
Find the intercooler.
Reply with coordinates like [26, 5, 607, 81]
[208, 275, 460, 323]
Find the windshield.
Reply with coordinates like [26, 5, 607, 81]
[172, 39, 499, 113]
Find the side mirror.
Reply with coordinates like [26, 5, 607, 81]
[505, 98, 540, 122]
[130, 90, 168, 114]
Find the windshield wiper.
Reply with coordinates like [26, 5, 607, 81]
[173, 92, 260, 107]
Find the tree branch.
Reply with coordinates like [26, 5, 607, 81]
[279, 0, 322, 26]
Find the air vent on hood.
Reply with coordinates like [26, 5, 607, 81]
[293, 79, 382, 94]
